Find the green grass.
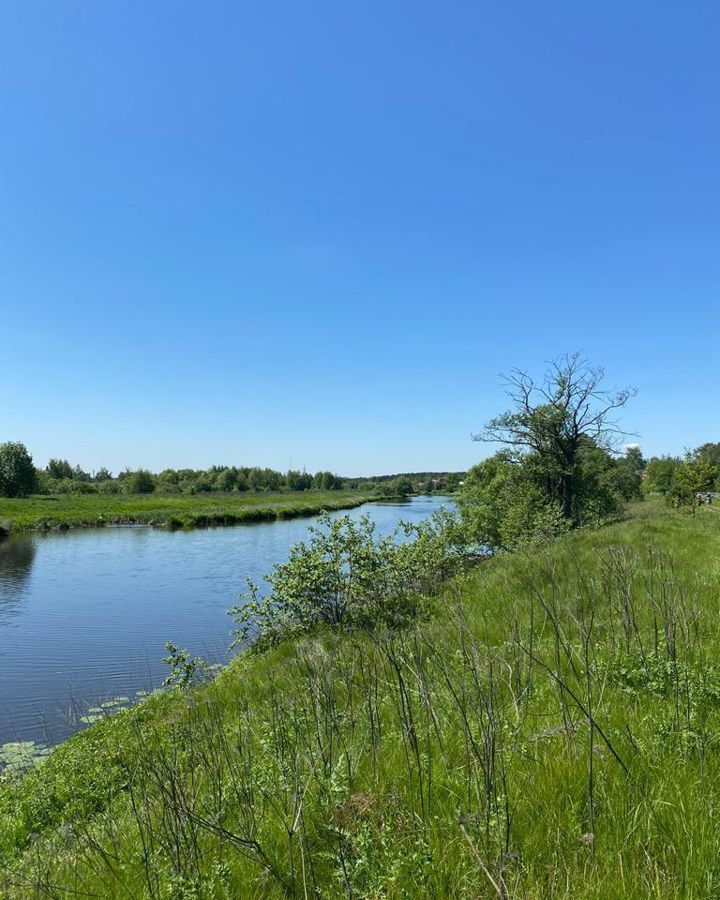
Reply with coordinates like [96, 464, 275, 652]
[0, 490, 378, 532]
[2, 501, 720, 897]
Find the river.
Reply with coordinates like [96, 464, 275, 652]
[0, 495, 453, 748]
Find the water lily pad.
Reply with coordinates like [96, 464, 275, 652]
[99, 696, 130, 709]
[79, 714, 103, 724]
[0, 741, 52, 774]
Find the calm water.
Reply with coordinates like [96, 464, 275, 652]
[0, 496, 452, 747]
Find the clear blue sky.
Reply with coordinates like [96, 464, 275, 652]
[2, 2, 718, 476]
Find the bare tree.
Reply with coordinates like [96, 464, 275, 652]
[473, 353, 636, 519]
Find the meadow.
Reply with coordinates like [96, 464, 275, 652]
[1, 501, 719, 898]
[0, 490, 376, 533]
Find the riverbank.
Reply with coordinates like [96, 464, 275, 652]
[0, 489, 380, 533]
[3, 501, 719, 897]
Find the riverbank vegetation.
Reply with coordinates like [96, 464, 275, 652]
[0, 490, 379, 533]
[2, 500, 720, 898]
[3, 354, 719, 897]
[0, 444, 464, 533]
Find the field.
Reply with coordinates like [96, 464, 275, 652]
[0, 490, 377, 533]
[2, 501, 720, 897]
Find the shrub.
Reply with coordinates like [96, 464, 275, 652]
[230, 510, 465, 648]
[97, 479, 121, 494]
[459, 454, 568, 552]
[122, 470, 156, 494]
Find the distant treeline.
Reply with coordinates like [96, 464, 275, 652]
[0, 443, 464, 499]
[642, 442, 720, 505]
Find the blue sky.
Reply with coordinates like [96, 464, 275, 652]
[2, 2, 718, 475]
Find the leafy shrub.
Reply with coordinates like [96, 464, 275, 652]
[459, 454, 568, 552]
[49, 478, 98, 494]
[230, 511, 465, 648]
[96, 479, 121, 494]
[122, 469, 156, 494]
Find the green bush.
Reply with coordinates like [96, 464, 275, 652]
[122, 470, 156, 494]
[230, 510, 465, 647]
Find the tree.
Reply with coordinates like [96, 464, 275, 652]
[286, 470, 313, 491]
[122, 469, 156, 494]
[214, 468, 238, 492]
[610, 445, 645, 501]
[692, 443, 720, 490]
[459, 453, 568, 551]
[643, 456, 681, 496]
[695, 442, 720, 472]
[0, 442, 38, 498]
[46, 458, 74, 480]
[669, 454, 717, 509]
[313, 471, 342, 491]
[473, 353, 636, 521]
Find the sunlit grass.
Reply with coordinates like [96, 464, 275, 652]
[1, 501, 719, 897]
[0, 489, 376, 532]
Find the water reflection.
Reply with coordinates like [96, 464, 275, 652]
[0, 536, 36, 616]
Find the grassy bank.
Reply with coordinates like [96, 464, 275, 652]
[2, 502, 720, 897]
[0, 490, 379, 533]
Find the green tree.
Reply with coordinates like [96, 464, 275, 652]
[0, 442, 38, 498]
[214, 468, 238, 492]
[444, 473, 463, 492]
[286, 470, 313, 491]
[643, 455, 681, 495]
[46, 458, 74, 480]
[669, 454, 717, 509]
[122, 469, 156, 494]
[459, 453, 568, 552]
[696, 442, 720, 471]
[393, 476, 413, 497]
[608, 445, 645, 501]
[473, 353, 635, 522]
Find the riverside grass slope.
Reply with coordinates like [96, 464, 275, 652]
[0, 490, 377, 533]
[2, 502, 720, 898]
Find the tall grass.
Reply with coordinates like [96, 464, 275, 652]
[2, 502, 720, 897]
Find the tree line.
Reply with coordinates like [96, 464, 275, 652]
[0, 454, 351, 498]
[0, 445, 459, 500]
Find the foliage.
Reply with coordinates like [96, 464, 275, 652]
[459, 452, 569, 551]
[121, 469, 156, 494]
[230, 510, 465, 647]
[45, 458, 74, 480]
[473, 352, 635, 521]
[643, 454, 682, 495]
[162, 643, 211, 688]
[376, 476, 413, 498]
[5, 502, 720, 898]
[669, 452, 718, 509]
[0, 443, 37, 499]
